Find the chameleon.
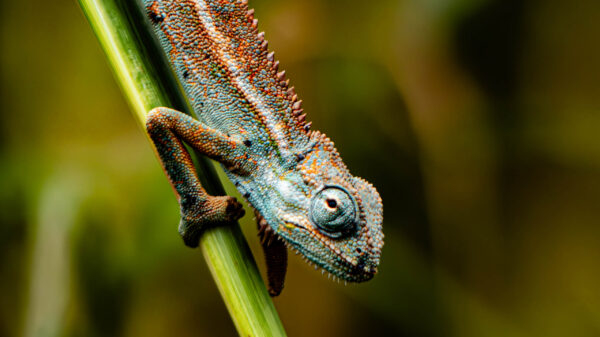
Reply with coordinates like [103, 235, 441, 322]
[143, 0, 384, 296]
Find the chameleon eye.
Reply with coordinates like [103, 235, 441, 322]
[309, 186, 358, 237]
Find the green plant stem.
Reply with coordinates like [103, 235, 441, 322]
[77, 0, 286, 335]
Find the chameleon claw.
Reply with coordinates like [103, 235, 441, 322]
[179, 219, 202, 248]
[178, 196, 245, 248]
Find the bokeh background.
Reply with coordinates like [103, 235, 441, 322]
[1, 0, 600, 336]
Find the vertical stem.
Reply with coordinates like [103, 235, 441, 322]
[77, 0, 286, 335]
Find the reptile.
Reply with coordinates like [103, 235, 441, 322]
[143, 0, 384, 296]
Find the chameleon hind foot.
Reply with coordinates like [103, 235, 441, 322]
[255, 210, 287, 296]
[178, 195, 245, 247]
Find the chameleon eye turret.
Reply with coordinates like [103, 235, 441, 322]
[309, 186, 358, 238]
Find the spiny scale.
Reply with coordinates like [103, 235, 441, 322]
[146, 0, 309, 156]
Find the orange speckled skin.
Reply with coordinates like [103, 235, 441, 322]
[144, 0, 383, 295]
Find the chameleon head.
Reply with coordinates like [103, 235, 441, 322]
[271, 131, 384, 283]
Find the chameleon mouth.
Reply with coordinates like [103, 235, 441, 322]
[351, 256, 377, 282]
[279, 217, 377, 283]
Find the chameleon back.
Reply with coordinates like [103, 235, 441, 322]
[146, 0, 309, 161]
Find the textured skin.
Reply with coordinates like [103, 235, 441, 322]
[256, 210, 287, 296]
[144, 0, 384, 290]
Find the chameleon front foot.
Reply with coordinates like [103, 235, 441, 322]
[178, 195, 245, 247]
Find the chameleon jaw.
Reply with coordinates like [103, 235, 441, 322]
[277, 213, 379, 283]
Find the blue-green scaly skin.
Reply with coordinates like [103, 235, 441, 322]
[144, 0, 383, 284]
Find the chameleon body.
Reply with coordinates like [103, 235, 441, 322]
[143, 0, 383, 295]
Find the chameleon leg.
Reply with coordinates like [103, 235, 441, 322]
[256, 210, 287, 297]
[146, 107, 249, 247]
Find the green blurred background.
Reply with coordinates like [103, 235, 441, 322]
[1, 0, 600, 336]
